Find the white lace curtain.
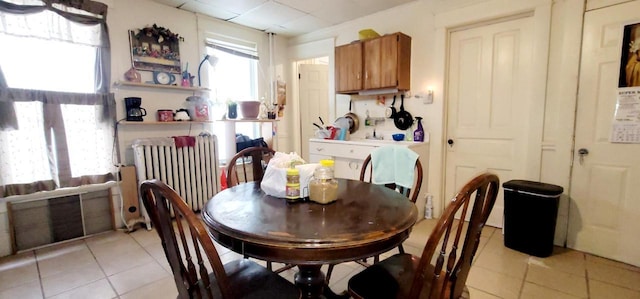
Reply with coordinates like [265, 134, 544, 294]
[0, 0, 115, 197]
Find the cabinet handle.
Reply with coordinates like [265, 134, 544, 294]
[365, 71, 369, 79]
[349, 149, 354, 153]
[356, 72, 360, 80]
[316, 148, 324, 151]
[349, 161, 358, 170]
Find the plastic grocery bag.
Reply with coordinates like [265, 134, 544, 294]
[260, 152, 318, 198]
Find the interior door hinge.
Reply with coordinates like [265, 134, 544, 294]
[298, 73, 301, 79]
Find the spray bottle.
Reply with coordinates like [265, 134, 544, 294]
[414, 116, 424, 142]
[424, 194, 433, 219]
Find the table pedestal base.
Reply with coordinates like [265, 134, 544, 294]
[294, 265, 350, 299]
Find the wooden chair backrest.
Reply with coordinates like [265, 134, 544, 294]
[140, 179, 232, 299]
[359, 154, 424, 203]
[410, 173, 499, 299]
[226, 146, 275, 187]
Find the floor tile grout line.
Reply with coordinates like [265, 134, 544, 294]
[516, 256, 530, 299]
[34, 249, 45, 299]
[584, 252, 591, 299]
[84, 237, 123, 299]
[37, 242, 106, 298]
[129, 229, 172, 276]
[116, 231, 176, 297]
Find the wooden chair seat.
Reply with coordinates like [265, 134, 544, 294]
[347, 173, 499, 299]
[349, 254, 471, 299]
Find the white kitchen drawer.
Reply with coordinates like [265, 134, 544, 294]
[308, 142, 376, 160]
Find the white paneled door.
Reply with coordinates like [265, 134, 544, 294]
[299, 64, 329, 161]
[445, 15, 540, 228]
[569, 2, 640, 267]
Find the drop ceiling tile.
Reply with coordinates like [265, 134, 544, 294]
[180, 1, 238, 20]
[270, 14, 331, 36]
[231, 1, 306, 31]
[273, 0, 333, 14]
[311, 0, 361, 25]
[148, 0, 418, 37]
[194, 0, 268, 15]
[148, 0, 187, 7]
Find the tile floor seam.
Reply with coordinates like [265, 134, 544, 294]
[584, 253, 591, 299]
[34, 249, 45, 299]
[83, 238, 121, 299]
[517, 258, 529, 299]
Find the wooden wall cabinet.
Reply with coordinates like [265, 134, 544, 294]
[335, 42, 363, 93]
[335, 32, 411, 94]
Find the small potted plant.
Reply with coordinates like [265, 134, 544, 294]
[226, 99, 237, 119]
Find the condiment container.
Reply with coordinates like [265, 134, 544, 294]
[286, 168, 300, 202]
[319, 159, 334, 171]
[309, 165, 338, 204]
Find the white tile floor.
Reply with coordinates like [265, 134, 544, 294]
[1, 219, 639, 299]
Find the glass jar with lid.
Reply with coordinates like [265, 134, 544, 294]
[309, 164, 338, 204]
[319, 159, 334, 173]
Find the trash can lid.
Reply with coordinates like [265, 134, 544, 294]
[503, 180, 563, 196]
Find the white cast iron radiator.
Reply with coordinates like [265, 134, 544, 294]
[132, 134, 219, 228]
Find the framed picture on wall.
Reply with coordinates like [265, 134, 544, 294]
[128, 25, 182, 73]
[619, 22, 640, 88]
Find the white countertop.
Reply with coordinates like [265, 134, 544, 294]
[309, 137, 428, 147]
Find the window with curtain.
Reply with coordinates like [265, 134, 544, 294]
[205, 38, 261, 161]
[0, 0, 115, 197]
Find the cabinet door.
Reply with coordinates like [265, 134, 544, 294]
[335, 43, 363, 92]
[334, 157, 362, 180]
[364, 34, 398, 90]
[363, 33, 411, 90]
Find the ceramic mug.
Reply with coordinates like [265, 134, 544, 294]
[157, 110, 174, 122]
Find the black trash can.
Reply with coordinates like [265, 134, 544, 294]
[503, 180, 563, 257]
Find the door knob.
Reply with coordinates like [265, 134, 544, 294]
[447, 139, 454, 146]
[577, 148, 589, 165]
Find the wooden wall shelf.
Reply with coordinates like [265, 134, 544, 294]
[118, 121, 214, 125]
[219, 119, 279, 123]
[113, 81, 210, 92]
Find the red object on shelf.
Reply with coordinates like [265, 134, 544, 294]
[220, 167, 227, 190]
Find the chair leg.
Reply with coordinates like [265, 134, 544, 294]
[267, 261, 273, 271]
[274, 263, 296, 274]
[326, 264, 335, 284]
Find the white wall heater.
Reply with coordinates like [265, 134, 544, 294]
[132, 134, 220, 228]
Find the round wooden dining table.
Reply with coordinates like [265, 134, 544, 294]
[202, 179, 418, 299]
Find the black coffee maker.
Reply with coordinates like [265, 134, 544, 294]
[125, 97, 146, 121]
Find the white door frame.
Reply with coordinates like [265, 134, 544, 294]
[432, 1, 552, 217]
[288, 38, 336, 156]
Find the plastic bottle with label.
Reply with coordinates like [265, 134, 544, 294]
[286, 168, 300, 202]
[424, 194, 433, 219]
[414, 116, 424, 142]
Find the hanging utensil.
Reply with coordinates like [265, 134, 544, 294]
[385, 95, 398, 119]
[313, 123, 323, 130]
[394, 94, 414, 130]
[318, 117, 325, 126]
[343, 99, 360, 134]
